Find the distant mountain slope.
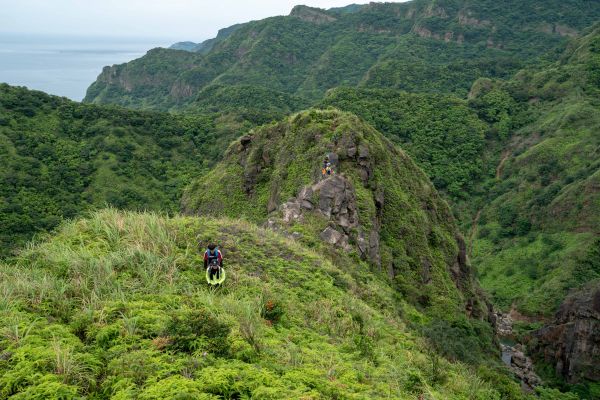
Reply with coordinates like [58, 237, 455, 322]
[470, 26, 600, 318]
[84, 0, 600, 111]
[169, 41, 198, 51]
[169, 23, 245, 54]
[0, 84, 234, 257]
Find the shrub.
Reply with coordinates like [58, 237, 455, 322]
[165, 308, 230, 355]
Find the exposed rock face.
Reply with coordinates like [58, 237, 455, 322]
[554, 24, 578, 37]
[170, 80, 195, 100]
[277, 174, 374, 260]
[531, 285, 600, 383]
[457, 11, 491, 27]
[97, 65, 133, 92]
[290, 5, 337, 24]
[495, 311, 513, 337]
[495, 311, 542, 391]
[413, 26, 461, 44]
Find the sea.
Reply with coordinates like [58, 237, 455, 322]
[0, 33, 174, 101]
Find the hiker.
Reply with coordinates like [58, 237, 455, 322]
[203, 243, 223, 281]
[322, 156, 333, 177]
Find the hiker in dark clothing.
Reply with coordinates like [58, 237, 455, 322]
[203, 243, 223, 281]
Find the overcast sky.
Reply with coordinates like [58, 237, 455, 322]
[0, 0, 406, 41]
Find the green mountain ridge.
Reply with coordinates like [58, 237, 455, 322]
[0, 108, 546, 399]
[84, 0, 600, 111]
[3, 1, 600, 398]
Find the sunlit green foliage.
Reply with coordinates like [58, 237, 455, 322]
[0, 209, 530, 399]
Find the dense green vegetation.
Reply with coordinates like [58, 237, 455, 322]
[319, 88, 488, 198]
[0, 84, 237, 257]
[0, 209, 531, 399]
[5, 1, 600, 397]
[84, 0, 600, 111]
[183, 109, 488, 326]
[470, 26, 600, 317]
[192, 84, 311, 125]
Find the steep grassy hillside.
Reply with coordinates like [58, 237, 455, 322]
[0, 84, 238, 257]
[183, 109, 491, 332]
[84, 0, 600, 111]
[469, 26, 600, 318]
[0, 209, 533, 399]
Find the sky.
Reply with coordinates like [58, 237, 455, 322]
[0, 0, 406, 42]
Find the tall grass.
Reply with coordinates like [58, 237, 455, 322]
[0, 209, 525, 399]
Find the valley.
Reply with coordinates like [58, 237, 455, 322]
[1, 1, 599, 398]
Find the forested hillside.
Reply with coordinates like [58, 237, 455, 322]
[84, 0, 600, 111]
[0, 109, 551, 399]
[468, 26, 600, 317]
[319, 88, 489, 198]
[3, 0, 600, 398]
[317, 25, 600, 320]
[0, 85, 235, 256]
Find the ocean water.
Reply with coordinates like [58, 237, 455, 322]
[0, 33, 173, 101]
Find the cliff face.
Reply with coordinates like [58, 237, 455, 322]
[289, 5, 337, 24]
[532, 284, 600, 383]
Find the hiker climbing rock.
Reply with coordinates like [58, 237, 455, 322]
[322, 155, 334, 177]
[203, 243, 225, 285]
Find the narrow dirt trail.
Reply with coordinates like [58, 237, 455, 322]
[496, 151, 511, 179]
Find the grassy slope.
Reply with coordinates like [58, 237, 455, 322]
[470, 27, 600, 316]
[183, 109, 492, 337]
[0, 209, 528, 399]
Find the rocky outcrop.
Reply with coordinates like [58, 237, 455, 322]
[554, 24, 578, 38]
[290, 5, 337, 24]
[501, 344, 542, 391]
[183, 109, 490, 321]
[457, 11, 491, 27]
[96, 65, 133, 92]
[495, 311, 513, 337]
[495, 310, 542, 391]
[277, 174, 378, 263]
[169, 81, 195, 100]
[531, 284, 600, 383]
[537, 23, 578, 38]
[412, 26, 462, 44]
[424, 5, 447, 18]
